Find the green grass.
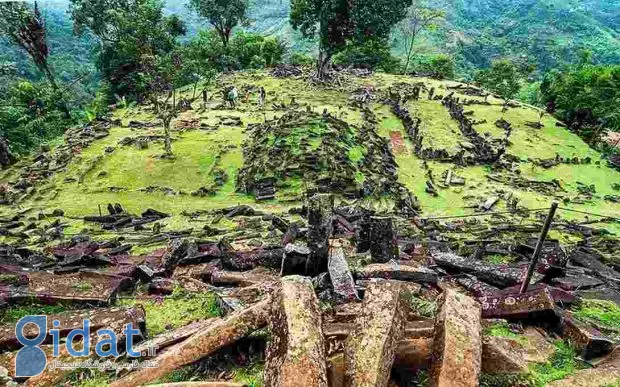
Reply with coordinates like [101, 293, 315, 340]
[64, 369, 111, 387]
[483, 322, 529, 346]
[157, 367, 199, 384]
[2, 69, 620, 246]
[480, 373, 535, 387]
[483, 254, 516, 265]
[573, 299, 620, 332]
[409, 296, 437, 318]
[118, 288, 221, 337]
[529, 340, 585, 386]
[73, 281, 94, 292]
[233, 362, 265, 387]
[0, 274, 20, 284]
[0, 303, 76, 325]
[410, 99, 463, 153]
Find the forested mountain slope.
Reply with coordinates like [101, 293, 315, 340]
[1, 0, 619, 81]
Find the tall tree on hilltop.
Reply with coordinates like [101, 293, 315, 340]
[143, 51, 186, 157]
[475, 59, 522, 109]
[291, 0, 413, 79]
[0, 1, 68, 113]
[188, 0, 249, 47]
[70, 0, 186, 100]
[398, 0, 446, 74]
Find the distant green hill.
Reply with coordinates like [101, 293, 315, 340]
[1, 0, 619, 81]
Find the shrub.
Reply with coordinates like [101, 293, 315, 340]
[413, 54, 455, 79]
[185, 31, 287, 72]
[289, 52, 314, 66]
[333, 39, 401, 73]
[0, 80, 75, 156]
[540, 65, 620, 140]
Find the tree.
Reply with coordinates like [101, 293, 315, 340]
[398, 1, 445, 74]
[333, 38, 401, 72]
[0, 1, 68, 114]
[290, 0, 413, 79]
[475, 59, 521, 106]
[188, 0, 249, 47]
[540, 65, 620, 143]
[143, 53, 185, 157]
[70, 0, 186, 100]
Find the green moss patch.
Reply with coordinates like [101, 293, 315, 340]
[573, 299, 620, 335]
[0, 303, 77, 325]
[118, 289, 221, 337]
[483, 322, 529, 346]
[529, 340, 585, 386]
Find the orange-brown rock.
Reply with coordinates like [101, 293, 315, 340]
[344, 280, 408, 387]
[429, 289, 482, 387]
[264, 276, 328, 387]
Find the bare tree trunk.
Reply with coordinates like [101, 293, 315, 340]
[192, 81, 199, 100]
[402, 33, 417, 75]
[41, 62, 70, 117]
[317, 51, 332, 80]
[163, 116, 173, 156]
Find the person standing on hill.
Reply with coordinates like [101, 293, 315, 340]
[228, 86, 239, 108]
[258, 86, 266, 108]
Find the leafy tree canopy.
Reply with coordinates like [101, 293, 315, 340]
[540, 64, 620, 141]
[475, 59, 522, 102]
[290, 0, 413, 77]
[70, 0, 186, 100]
[188, 0, 249, 47]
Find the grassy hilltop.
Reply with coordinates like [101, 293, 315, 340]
[1, 70, 620, 254]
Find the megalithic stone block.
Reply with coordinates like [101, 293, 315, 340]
[357, 262, 438, 284]
[264, 276, 328, 387]
[479, 287, 557, 320]
[328, 247, 358, 300]
[344, 280, 408, 387]
[429, 289, 482, 387]
[559, 311, 614, 360]
[369, 217, 398, 263]
[307, 194, 334, 276]
[111, 300, 271, 387]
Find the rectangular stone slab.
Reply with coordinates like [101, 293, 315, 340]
[111, 299, 271, 387]
[344, 280, 407, 387]
[430, 289, 482, 387]
[264, 276, 328, 387]
[210, 267, 278, 287]
[357, 262, 438, 284]
[433, 252, 542, 288]
[1, 270, 132, 305]
[0, 306, 145, 350]
[328, 247, 358, 300]
[479, 287, 556, 320]
[0, 306, 146, 384]
[560, 312, 614, 360]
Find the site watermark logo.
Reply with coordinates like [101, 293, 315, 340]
[15, 315, 153, 377]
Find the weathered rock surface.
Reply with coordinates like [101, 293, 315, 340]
[344, 280, 408, 387]
[264, 276, 328, 387]
[429, 289, 482, 387]
[369, 217, 398, 264]
[328, 247, 358, 300]
[479, 287, 556, 319]
[432, 251, 542, 288]
[559, 312, 614, 360]
[356, 262, 438, 284]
